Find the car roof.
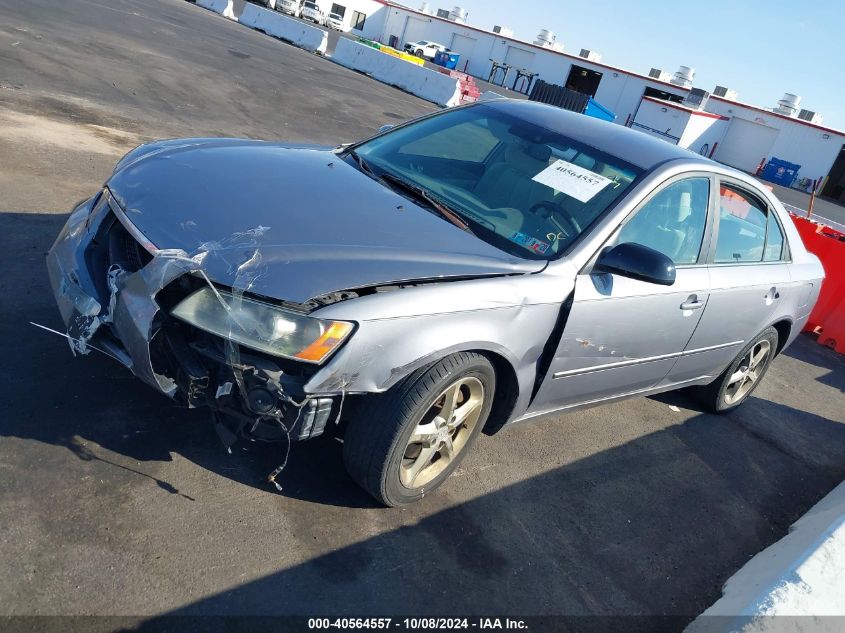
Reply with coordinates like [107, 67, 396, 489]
[477, 99, 713, 172]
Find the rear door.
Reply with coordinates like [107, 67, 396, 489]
[528, 174, 714, 413]
[670, 177, 792, 382]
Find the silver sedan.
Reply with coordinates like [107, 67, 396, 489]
[46, 100, 824, 505]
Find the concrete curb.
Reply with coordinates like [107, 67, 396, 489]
[238, 4, 328, 55]
[331, 38, 462, 108]
[196, 0, 236, 21]
[687, 481, 845, 632]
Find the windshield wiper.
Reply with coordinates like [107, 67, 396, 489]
[348, 148, 379, 179]
[378, 172, 472, 233]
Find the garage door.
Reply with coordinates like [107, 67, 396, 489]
[714, 118, 779, 173]
[401, 16, 429, 48]
[449, 34, 477, 71]
[504, 46, 535, 71]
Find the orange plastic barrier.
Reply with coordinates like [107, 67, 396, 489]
[790, 214, 845, 354]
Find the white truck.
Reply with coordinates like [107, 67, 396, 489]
[403, 40, 448, 60]
[300, 0, 325, 24]
[274, 0, 303, 17]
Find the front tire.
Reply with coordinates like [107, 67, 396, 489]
[694, 326, 779, 413]
[343, 352, 495, 506]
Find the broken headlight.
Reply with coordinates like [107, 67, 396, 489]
[171, 287, 354, 364]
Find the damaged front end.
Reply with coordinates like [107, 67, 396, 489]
[45, 190, 349, 466]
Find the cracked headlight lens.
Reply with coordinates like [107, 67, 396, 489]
[171, 287, 354, 363]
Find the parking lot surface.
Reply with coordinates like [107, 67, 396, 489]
[1, 0, 844, 627]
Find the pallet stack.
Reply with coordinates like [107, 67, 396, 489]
[437, 68, 481, 104]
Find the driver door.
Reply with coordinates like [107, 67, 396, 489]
[528, 174, 714, 413]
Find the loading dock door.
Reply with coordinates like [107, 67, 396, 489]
[401, 16, 429, 48]
[504, 46, 535, 71]
[449, 34, 477, 71]
[822, 145, 845, 201]
[714, 118, 779, 173]
[565, 64, 602, 97]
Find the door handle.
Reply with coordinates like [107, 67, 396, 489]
[764, 287, 780, 305]
[680, 295, 704, 310]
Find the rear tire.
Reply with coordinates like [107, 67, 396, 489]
[343, 352, 495, 507]
[693, 326, 778, 413]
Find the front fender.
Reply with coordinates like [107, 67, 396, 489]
[304, 300, 564, 424]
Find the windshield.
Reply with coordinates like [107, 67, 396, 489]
[352, 105, 642, 260]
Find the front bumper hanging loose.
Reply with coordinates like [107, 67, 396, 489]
[44, 191, 339, 445]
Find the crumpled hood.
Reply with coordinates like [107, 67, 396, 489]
[107, 139, 544, 304]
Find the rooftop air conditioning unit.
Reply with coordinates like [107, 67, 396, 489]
[649, 68, 672, 82]
[448, 6, 467, 23]
[493, 25, 513, 37]
[713, 85, 738, 100]
[683, 88, 710, 110]
[775, 93, 801, 116]
[798, 109, 823, 124]
[534, 28, 555, 47]
[436, 8, 450, 18]
[670, 65, 695, 87]
[579, 49, 602, 62]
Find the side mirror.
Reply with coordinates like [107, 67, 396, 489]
[595, 242, 676, 286]
[378, 124, 395, 134]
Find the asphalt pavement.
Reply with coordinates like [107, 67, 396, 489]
[1, 0, 844, 628]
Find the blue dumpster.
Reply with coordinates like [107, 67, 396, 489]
[434, 51, 461, 70]
[761, 158, 801, 188]
[583, 97, 616, 122]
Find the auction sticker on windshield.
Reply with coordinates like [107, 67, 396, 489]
[532, 159, 612, 202]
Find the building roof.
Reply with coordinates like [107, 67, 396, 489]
[641, 96, 729, 120]
[382, 1, 845, 138]
[708, 95, 845, 137]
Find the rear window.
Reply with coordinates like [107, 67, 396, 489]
[715, 185, 769, 263]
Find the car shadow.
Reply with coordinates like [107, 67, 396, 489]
[0, 210, 377, 509]
[105, 395, 845, 630]
[783, 335, 845, 393]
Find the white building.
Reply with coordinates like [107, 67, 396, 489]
[317, 0, 845, 201]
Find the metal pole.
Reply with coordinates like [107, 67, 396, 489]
[808, 179, 817, 219]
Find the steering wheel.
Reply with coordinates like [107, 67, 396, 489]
[527, 201, 582, 237]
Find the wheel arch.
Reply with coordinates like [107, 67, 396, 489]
[475, 349, 520, 436]
[379, 346, 522, 436]
[770, 318, 793, 356]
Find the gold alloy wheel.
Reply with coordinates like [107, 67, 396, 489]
[724, 340, 771, 405]
[399, 376, 485, 489]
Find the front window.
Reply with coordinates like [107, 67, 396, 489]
[351, 105, 642, 259]
[616, 177, 709, 265]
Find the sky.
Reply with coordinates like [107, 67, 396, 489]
[434, 0, 845, 129]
